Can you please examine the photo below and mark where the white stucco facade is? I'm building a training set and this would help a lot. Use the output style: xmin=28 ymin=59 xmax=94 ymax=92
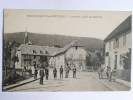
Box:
xmin=49 ymin=46 xmax=90 ymax=70
xmin=105 ymin=30 xmax=132 ymax=71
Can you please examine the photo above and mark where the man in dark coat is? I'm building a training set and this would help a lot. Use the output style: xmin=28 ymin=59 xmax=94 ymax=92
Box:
xmin=65 ymin=65 xmax=69 ymax=78
xmin=106 ymin=66 xmax=109 ymax=79
xmin=34 ymin=67 xmax=38 ymax=80
xmin=60 ymin=66 xmax=63 ymax=79
xmin=53 ymin=67 xmax=57 ymax=80
xmin=45 ymin=67 xmax=49 ymax=80
xmin=73 ymin=65 xmax=76 ymax=78
xmin=40 ymin=67 xmax=45 ymax=84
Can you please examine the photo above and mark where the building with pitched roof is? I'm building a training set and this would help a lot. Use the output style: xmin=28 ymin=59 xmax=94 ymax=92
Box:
xmin=49 ymin=40 xmax=91 ymax=70
xmin=15 ymin=31 xmax=61 ymax=68
xmin=16 ymin=44 xmax=61 ymax=68
xmin=104 ymin=15 xmax=132 ymax=71
xmin=15 ymin=30 xmax=90 ymax=71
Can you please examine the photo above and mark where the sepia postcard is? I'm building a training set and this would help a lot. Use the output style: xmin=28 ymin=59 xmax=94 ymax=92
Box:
xmin=3 ymin=9 xmax=132 ymax=92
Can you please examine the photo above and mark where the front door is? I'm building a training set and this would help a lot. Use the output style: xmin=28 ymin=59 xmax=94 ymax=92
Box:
xmin=114 ymin=55 xmax=117 ymax=70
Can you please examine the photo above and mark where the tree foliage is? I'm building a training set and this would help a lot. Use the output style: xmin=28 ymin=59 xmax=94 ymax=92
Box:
xmin=86 ymin=54 xmax=92 ymax=66
xmin=122 ymin=48 xmax=131 ymax=69
xmin=3 ymin=40 xmax=18 ymax=76
xmin=12 ymin=56 xmax=19 ymax=67
xmin=95 ymin=50 xmax=104 ymax=64
xmin=39 ymin=56 xmax=49 ymax=67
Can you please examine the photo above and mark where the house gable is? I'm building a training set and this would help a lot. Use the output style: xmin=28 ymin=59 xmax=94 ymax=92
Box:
xmin=54 ymin=39 xmax=90 ymax=56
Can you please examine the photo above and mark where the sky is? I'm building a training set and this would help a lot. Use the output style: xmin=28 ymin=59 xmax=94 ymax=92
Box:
xmin=4 ymin=9 xmax=131 ymax=40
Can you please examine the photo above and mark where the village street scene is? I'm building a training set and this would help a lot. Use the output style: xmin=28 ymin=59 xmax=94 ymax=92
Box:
xmin=3 ymin=10 xmax=131 ymax=92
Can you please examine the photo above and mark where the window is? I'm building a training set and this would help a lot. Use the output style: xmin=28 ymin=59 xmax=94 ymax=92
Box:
xmin=106 ymin=52 xmax=109 ymax=56
xmin=70 ymin=54 xmax=73 ymax=58
xmin=120 ymin=54 xmax=123 ymax=66
xmin=114 ymin=38 xmax=119 ymax=49
xmin=75 ymin=46 xmax=78 ymax=50
xmin=113 ymin=40 xmax=115 ymax=49
xmin=79 ymin=54 xmax=82 ymax=59
xmin=108 ymin=56 xmax=111 ymax=66
xmin=29 ymin=61 xmax=31 ymax=66
xmin=24 ymin=61 xmax=26 ymax=65
xmin=123 ymin=35 xmax=126 ymax=46
xmin=45 ymin=51 xmax=48 ymax=54
xmin=24 ymin=55 xmax=26 ymax=58
xmin=116 ymin=38 xmax=119 ymax=48
xmin=33 ymin=50 xmax=36 ymax=53
xmin=34 ymin=55 xmax=36 ymax=59
xmin=109 ymin=42 xmax=111 ymax=51
xmin=40 ymin=51 xmax=43 ymax=54
xmin=58 ymin=56 xmax=60 ymax=60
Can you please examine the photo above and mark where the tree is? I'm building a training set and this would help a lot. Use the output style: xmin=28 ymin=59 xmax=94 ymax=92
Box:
xmin=3 ymin=40 xmax=17 ymax=76
xmin=92 ymin=57 xmax=101 ymax=70
xmin=95 ymin=50 xmax=104 ymax=64
xmin=122 ymin=48 xmax=131 ymax=69
xmin=12 ymin=56 xmax=19 ymax=68
xmin=39 ymin=56 xmax=49 ymax=68
xmin=86 ymin=54 xmax=91 ymax=66
xmin=3 ymin=42 xmax=11 ymax=76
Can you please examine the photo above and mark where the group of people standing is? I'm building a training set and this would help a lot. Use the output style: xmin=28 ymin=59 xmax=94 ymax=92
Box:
xmin=54 ymin=65 xmax=77 ymax=80
xmin=97 ymin=65 xmax=112 ymax=81
xmin=33 ymin=66 xmax=49 ymax=85
xmin=33 ymin=65 xmax=77 ymax=85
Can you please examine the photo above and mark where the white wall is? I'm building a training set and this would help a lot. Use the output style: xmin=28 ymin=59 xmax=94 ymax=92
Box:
xmin=15 ymin=51 xmax=22 ymax=68
xmin=65 ymin=47 xmax=87 ymax=59
xmin=65 ymin=46 xmax=89 ymax=70
xmin=105 ymin=31 xmax=132 ymax=70
xmin=55 ymin=54 xmax=65 ymax=70
xmin=54 ymin=46 xmax=89 ymax=70
xmin=49 ymin=56 xmax=56 ymax=67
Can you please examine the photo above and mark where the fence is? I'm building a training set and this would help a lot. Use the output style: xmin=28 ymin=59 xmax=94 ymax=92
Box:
xmin=116 ymin=69 xmax=131 ymax=82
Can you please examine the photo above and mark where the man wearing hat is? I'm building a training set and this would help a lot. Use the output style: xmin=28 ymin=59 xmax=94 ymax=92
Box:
xmin=60 ymin=66 xmax=63 ymax=79
xmin=39 ymin=67 xmax=45 ymax=84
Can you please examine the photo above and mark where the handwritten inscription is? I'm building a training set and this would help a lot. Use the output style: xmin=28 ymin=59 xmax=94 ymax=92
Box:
xmin=27 ymin=15 xmax=102 ymax=18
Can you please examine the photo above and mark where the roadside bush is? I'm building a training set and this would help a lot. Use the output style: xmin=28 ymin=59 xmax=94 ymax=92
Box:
xmin=3 ymin=70 xmax=25 ymax=86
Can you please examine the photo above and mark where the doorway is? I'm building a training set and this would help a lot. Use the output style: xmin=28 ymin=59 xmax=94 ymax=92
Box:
xmin=114 ymin=55 xmax=117 ymax=70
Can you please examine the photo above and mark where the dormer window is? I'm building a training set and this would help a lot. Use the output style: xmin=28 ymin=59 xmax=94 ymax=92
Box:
xmin=45 ymin=51 xmax=48 ymax=54
xmin=40 ymin=51 xmax=43 ymax=54
xmin=33 ymin=50 xmax=36 ymax=53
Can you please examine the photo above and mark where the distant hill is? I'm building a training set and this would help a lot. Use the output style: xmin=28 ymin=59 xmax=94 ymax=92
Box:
xmin=4 ymin=32 xmax=104 ymax=52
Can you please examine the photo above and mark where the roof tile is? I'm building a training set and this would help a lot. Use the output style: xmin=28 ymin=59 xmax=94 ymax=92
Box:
xmin=104 ymin=15 xmax=132 ymax=42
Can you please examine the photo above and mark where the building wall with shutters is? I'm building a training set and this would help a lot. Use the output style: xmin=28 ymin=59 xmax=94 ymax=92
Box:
xmin=105 ymin=30 xmax=131 ymax=71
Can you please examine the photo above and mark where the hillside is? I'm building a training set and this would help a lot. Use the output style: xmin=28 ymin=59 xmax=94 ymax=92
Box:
xmin=4 ymin=32 xmax=104 ymax=52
